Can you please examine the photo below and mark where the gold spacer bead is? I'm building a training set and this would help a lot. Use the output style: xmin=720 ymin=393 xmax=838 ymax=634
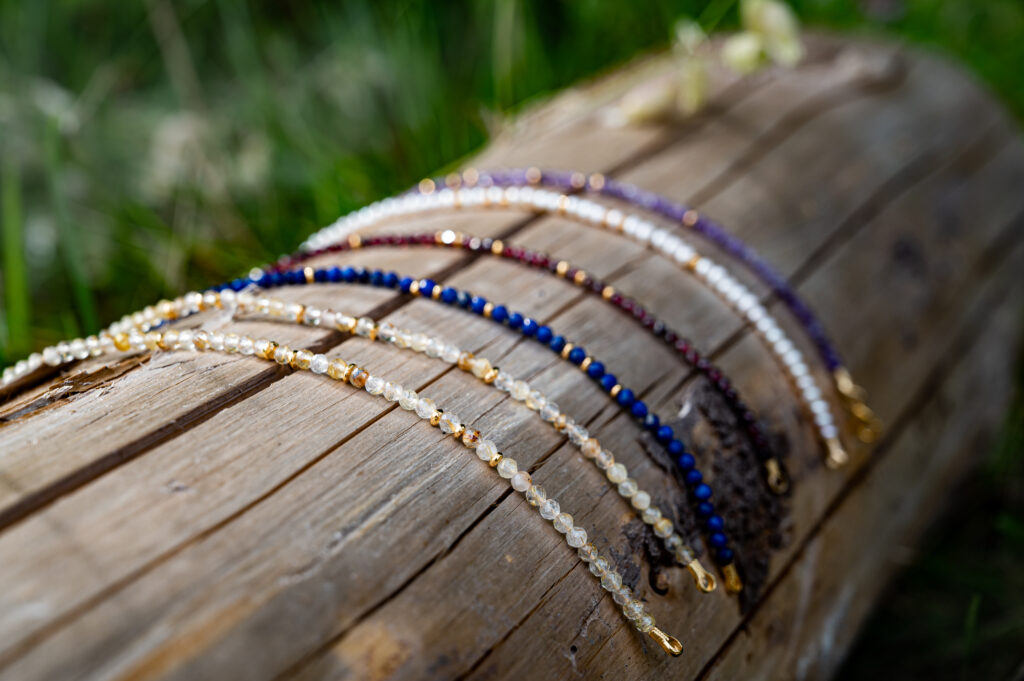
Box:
xmin=452 ymin=423 xmax=466 ymax=439
xmin=610 ymin=384 xmax=622 ymax=398
xmin=418 ymin=178 xmax=436 ymax=194
xmin=342 ymin=363 xmax=356 ymax=383
xmin=555 ymin=261 xmax=570 ymax=277
xmin=686 ymin=255 xmax=701 ymax=271
xmin=491 ymin=239 xmax=504 ymax=256
xmin=560 ymin=343 xmax=575 ymax=359
xmin=580 ymin=357 xmax=592 ymax=371
xmin=409 ymin=280 xmax=420 ymax=295
xmin=113 ymin=333 xmax=132 ymax=352
xmin=682 ymin=210 xmax=699 ymax=227
xmin=482 ymin=302 xmax=494 ymax=318
xmin=457 ymin=351 xmax=475 ymax=371
xmin=430 ymin=285 xmax=442 ymax=300
xmin=295 ymin=305 xmax=306 ymax=325
xmin=430 ymin=409 xmax=443 ymax=427
xmin=483 ymin=367 xmax=500 ymax=384
xmin=488 ymin=453 xmax=503 ymax=467
xmin=572 ymin=270 xmax=587 ymax=286
xmin=303 ymin=267 xmax=315 ymax=284
xmin=722 ymin=563 xmax=743 ymax=594
xmin=557 ymin=195 xmax=569 ymax=214
xmin=348 ymin=233 xmax=362 ymax=249
xmin=602 ymin=285 xmax=615 ymax=300
xmin=525 ymin=167 xmax=541 ymax=184
xmin=260 ymin=341 xmax=278 ymax=360
xmin=434 ymin=231 xmax=445 ymax=245
xmin=554 ymin=414 xmax=568 ymax=431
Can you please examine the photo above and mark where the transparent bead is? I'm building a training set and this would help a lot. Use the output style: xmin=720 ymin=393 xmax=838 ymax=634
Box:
xmin=471 ymin=358 xmax=492 ymax=378
xmin=377 ymin=322 xmax=398 ymax=342
xmin=399 ymin=389 xmax=419 ymax=410
xmin=581 ymin=438 xmax=601 ymax=458
xmin=461 ymin=429 xmax=481 ymax=448
xmin=631 ymin=491 xmax=651 ymax=511
xmin=642 ymin=507 xmax=662 ymax=525
xmin=410 ymin=333 xmax=429 ymax=352
xmin=511 ymin=471 xmax=532 ymax=492
xmin=525 ymin=390 xmax=546 ymax=411
xmin=653 ymin=517 xmax=674 ymax=538
xmin=623 ymin=600 xmax=644 ymax=621
xmin=292 ymin=349 xmax=313 ymax=370
xmin=208 ymin=333 xmax=226 ymax=351
xmin=496 ymin=457 xmax=518 ymax=479
xmin=567 ymin=423 xmax=589 ymax=445
xmin=494 ymin=371 xmax=514 ymax=392
xmin=589 ymin=556 xmax=610 ymax=577
xmin=415 ymin=398 xmax=437 ymax=420
xmin=239 ymin=337 xmax=255 ymax=356
xmin=665 ymin=534 xmax=683 ymax=553
xmin=441 ymin=344 xmax=461 ymax=363
xmin=526 ymin=484 xmax=547 ymax=507
xmin=577 ymin=543 xmax=598 ymax=563
xmin=307 ymin=354 xmax=328 ymax=374
xmin=675 ymin=543 xmax=696 ymax=565
xmin=284 ymin=302 xmax=303 ymax=321
xmin=252 ymin=338 xmax=270 ymax=357
xmin=70 ymin=338 xmax=88 ymax=359
xmin=42 ymin=347 xmax=61 ymax=366
xmin=321 ymin=310 xmax=337 ymax=328
xmin=476 ymin=439 xmax=498 ymax=462
xmin=595 ymin=450 xmax=614 ymax=470
xmin=354 ymin=317 xmax=375 ymax=337
xmin=327 ymin=359 xmax=348 ymax=380
xmin=606 ymin=463 xmax=628 ymax=484
xmin=439 ymin=412 xmax=462 ymax=434
xmin=304 ymin=306 xmax=322 ymax=326
xmin=601 ymin=570 xmax=623 ymax=592
xmin=273 ymin=345 xmax=293 ymax=365
xmin=612 ymin=586 xmax=633 ymax=605
xmin=635 ymin=613 xmax=656 ymax=634
xmin=566 ymin=526 xmax=587 ymax=548
xmin=392 ymin=330 xmax=410 ymax=348
xmin=553 ymin=513 xmax=574 ymax=534
xmin=336 ymin=314 xmax=356 ymax=331
xmin=540 ymin=402 xmax=560 ymax=422
xmin=365 ymin=376 xmax=385 ymax=395
xmin=510 ymin=380 xmax=529 ymax=401
xmin=539 ymin=499 xmax=560 ymax=520
xmin=349 ymin=367 xmax=368 ymax=388
xmin=425 ymin=338 xmax=444 ymax=358
xmin=383 ymin=381 xmax=402 ymax=401
xmin=617 ymin=479 xmax=639 ymax=498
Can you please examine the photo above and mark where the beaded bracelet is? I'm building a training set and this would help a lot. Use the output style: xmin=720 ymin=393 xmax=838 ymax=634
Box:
xmin=297 ymin=183 xmax=857 ymax=467
xmin=219 ymin=267 xmax=746 ymax=592
xmin=268 ymin=229 xmax=788 ymax=494
xmin=67 ymin=324 xmax=685 ymax=656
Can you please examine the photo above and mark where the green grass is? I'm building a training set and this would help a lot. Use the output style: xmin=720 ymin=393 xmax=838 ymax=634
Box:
xmin=0 ymin=1 xmax=1021 ymax=677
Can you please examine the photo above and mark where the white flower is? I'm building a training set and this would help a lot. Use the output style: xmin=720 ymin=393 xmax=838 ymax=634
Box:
xmin=676 ymin=56 xmax=709 ymax=115
xmin=673 ymin=19 xmax=706 ymax=56
xmin=722 ymin=32 xmax=765 ymax=74
xmin=741 ymin=0 xmax=804 ymax=67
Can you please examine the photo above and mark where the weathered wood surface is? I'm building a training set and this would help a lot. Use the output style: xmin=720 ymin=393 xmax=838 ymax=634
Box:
xmin=1 ymin=33 xmax=1022 ymax=681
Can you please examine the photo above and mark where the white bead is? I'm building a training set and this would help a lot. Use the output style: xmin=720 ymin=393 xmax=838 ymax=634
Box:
xmin=606 ymin=463 xmax=628 ymax=484
xmin=310 ymin=354 xmax=329 ymax=374
xmin=365 ymin=376 xmax=385 ymax=395
xmin=399 ymin=389 xmax=418 ymax=410
xmin=653 ymin=517 xmax=674 ymax=538
xmin=539 ymin=499 xmax=560 ymax=520
xmin=511 ymin=471 xmax=532 ymax=492
xmin=496 ymin=457 xmax=518 ymax=479
xmin=476 ymin=439 xmax=498 ymax=462
xmin=617 ymin=479 xmax=638 ymax=498
xmin=631 ymin=491 xmax=651 ymax=511
xmin=42 ymin=347 xmax=61 ymax=366
xmin=642 ymin=507 xmax=662 ymax=524
xmin=383 ymin=381 xmax=402 ymax=401
xmin=355 ymin=317 xmax=375 ymax=337
xmin=415 ymin=398 xmax=437 ymax=420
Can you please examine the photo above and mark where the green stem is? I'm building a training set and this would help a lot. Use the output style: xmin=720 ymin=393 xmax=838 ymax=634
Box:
xmin=1 ymin=159 xmax=29 ymax=357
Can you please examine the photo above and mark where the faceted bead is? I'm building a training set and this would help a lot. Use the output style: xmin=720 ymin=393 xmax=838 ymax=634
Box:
xmin=642 ymin=507 xmax=662 ymax=524
xmin=251 ymin=338 xmax=270 ymax=357
xmin=539 ymin=499 xmax=560 ymax=520
xmin=581 ymin=438 xmax=601 ymax=458
xmin=510 ymin=380 xmax=529 ymax=401
xmin=470 ymin=358 xmax=492 ymax=378
xmin=354 ymin=317 xmax=375 ymax=337
xmin=606 ymin=463 xmax=628 ymax=484
xmin=635 ymin=613 xmax=656 ymax=634
xmin=617 ymin=479 xmax=639 ymax=498
xmin=553 ymin=513 xmax=574 ymax=533
xmin=494 ymin=371 xmax=514 ymax=392
xmin=349 ymin=368 xmax=368 ymax=388
xmin=42 ymin=346 xmax=62 ymax=366
xmin=415 ymin=398 xmax=438 ymax=420
xmin=496 ymin=457 xmax=518 ymax=479
xmin=631 ymin=491 xmax=651 ymax=511
xmin=675 ymin=542 xmax=696 ymax=565
xmin=566 ymin=527 xmax=588 ymax=548
xmin=273 ymin=345 xmax=294 ymax=365
xmin=612 ymin=586 xmax=633 ymax=605
xmin=601 ymin=570 xmax=623 ymax=591
xmin=410 ymin=334 xmax=429 ymax=352
xmin=589 ymin=556 xmax=610 ymax=577
xmin=665 ymin=534 xmax=683 ymax=552
xmin=623 ymin=600 xmax=644 ymax=621
xmin=425 ymin=338 xmax=443 ymax=358
xmin=567 ymin=423 xmax=589 ymax=445
xmin=382 ymin=378 xmax=401 ymax=401
xmin=577 ymin=542 xmax=598 ymax=563
xmin=476 ymin=439 xmax=498 ymax=462
xmin=239 ymin=337 xmax=255 ymax=355
xmin=595 ymin=450 xmax=614 ymax=470
xmin=365 ymin=376 xmax=385 ymax=395
xmin=511 ymin=471 xmax=532 ymax=492
xmin=540 ymin=402 xmax=560 ymax=422
xmin=377 ymin=322 xmax=398 ymax=341
xmin=461 ymin=429 xmax=481 ymax=447
xmin=441 ymin=344 xmax=461 ymax=363
xmin=526 ymin=484 xmax=547 ymax=507
xmin=439 ymin=412 xmax=462 ymax=434
xmin=292 ymin=349 xmax=313 ymax=370
xmin=399 ymin=389 xmax=419 ymax=410
xmin=525 ymin=390 xmax=545 ymax=411
xmin=653 ymin=517 xmax=674 ymax=538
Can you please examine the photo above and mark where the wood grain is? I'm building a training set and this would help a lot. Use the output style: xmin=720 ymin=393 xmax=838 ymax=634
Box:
xmin=0 ymin=33 xmax=1021 ymax=681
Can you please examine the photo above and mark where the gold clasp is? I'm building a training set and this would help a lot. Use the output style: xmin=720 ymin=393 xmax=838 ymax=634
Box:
xmin=648 ymin=627 xmax=684 ymax=656
xmin=687 ymin=559 xmax=716 ymax=593
xmin=722 ymin=563 xmax=743 ymax=594
xmin=765 ymin=458 xmax=789 ymax=494
xmin=833 ymin=368 xmax=884 ymax=444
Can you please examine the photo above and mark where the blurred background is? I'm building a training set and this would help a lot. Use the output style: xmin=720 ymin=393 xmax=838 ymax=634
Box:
xmin=0 ymin=1 xmax=1020 ymax=677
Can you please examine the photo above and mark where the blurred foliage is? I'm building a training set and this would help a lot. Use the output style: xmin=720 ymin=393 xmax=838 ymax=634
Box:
xmin=0 ymin=1 xmax=1021 ymax=676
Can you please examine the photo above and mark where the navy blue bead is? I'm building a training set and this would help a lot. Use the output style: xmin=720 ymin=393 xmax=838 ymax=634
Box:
xmin=685 ymin=469 xmax=703 ymax=487
xmin=356 ymin=267 xmax=370 ymax=283
xmin=492 ymin=305 xmax=508 ymax=323
xmin=382 ymin=272 xmax=399 ymax=288
xmin=470 ymin=296 xmax=487 ymax=314
xmin=667 ymin=439 xmax=684 ymax=456
xmin=713 ymin=547 xmax=735 ymax=565
xmin=420 ymin=278 xmax=437 ymax=297
xmin=616 ymin=388 xmax=635 ymax=407
xmin=631 ymin=401 xmax=648 ymax=419
xmin=694 ymin=483 xmax=712 ymax=501
xmin=536 ymin=326 xmax=553 ymax=343
xmin=586 ymin=361 xmax=605 ymax=379
xmin=508 ymin=312 xmax=524 ymax=329
xmin=643 ymin=412 xmax=660 ymax=431
xmin=270 ymin=272 xmax=284 ymax=286
xmin=549 ymin=335 xmax=566 ymax=353
xmin=706 ymin=515 xmax=725 ymax=532
xmin=457 ymin=291 xmax=472 ymax=308
xmin=286 ymin=270 xmax=303 ymax=284
xmin=600 ymin=373 xmax=617 ymax=392
xmin=231 ymin=278 xmax=246 ymax=291
xmin=369 ymin=269 xmax=384 ymax=286
xmin=257 ymin=274 xmax=272 ymax=287
xmin=521 ymin=318 xmax=539 ymax=337
xmin=440 ymin=287 xmax=458 ymax=304
xmin=677 ymin=453 xmax=695 ymax=471
xmin=696 ymin=501 xmax=714 ymax=517
xmin=314 ymin=268 xmax=327 ymax=282
xmin=656 ymin=425 xmax=673 ymax=444
xmin=568 ymin=347 xmax=586 ymax=365
xmin=399 ymin=276 xmax=415 ymax=293
xmin=342 ymin=266 xmax=358 ymax=283
xmin=326 ymin=266 xmax=343 ymax=283
xmin=709 ymin=532 xmax=728 ymax=549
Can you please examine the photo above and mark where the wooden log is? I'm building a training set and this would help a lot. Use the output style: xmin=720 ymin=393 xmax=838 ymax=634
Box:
xmin=0 ymin=33 xmax=1022 ymax=681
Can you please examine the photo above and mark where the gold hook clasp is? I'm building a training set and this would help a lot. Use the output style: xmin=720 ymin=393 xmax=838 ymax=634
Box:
xmin=649 ymin=627 xmax=684 ymax=656
xmin=687 ymin=559 xmax=717 ymax=593
xmin=765 ymin=458 xmax=789 ymax=494
xmin=722 ymin=563 xmax=743 ymax=594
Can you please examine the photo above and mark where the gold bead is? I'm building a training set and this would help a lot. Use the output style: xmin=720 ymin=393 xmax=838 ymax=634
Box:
xmin=431 ymin=285 xmax=441 ymax=300
xmin=409 ymin=280 xmax=420 ymax=295
xmin=572 ymin=270 xmax=587 ymax=285
xmin=418 ymin=178 xmax=436 ymax=194
xmin=491 ymin=239 xmax=504 ymax=256
xmin=488 ymin=452 xmax=503 ymax=467
xmin=483 ymin=367 xmax=500 ymax=384
xmin=348 ymin=234 xmax=362 ymax=249
xmin=555 ymin=261 xmax=570 ymax=277
xmin=260 ymin=341 xmax=278 ymax=360
xmin=343 ymin=363 xmax=358 ymax=384
xmin=452 ymin=424 xmax=466 ymax=439
xmin=457 ymin=351 xmax=475 ymax=371
xmin=430 ymin=409 xmax=443 ymax=427
xmin=580 ymin=357 xmax=592 ymax=371
xmin=113 ymin=333 xmax=131 ymax=352
xmin=557 ymin=195 xmax=569 ymax=214
xmin=303 ymin=267 xmax=315 ymax=284
xmin=462 ymin=429 xmax=482 ymax=448
xmin=560 ymin=343 xmax=574 ymax=359
xmin=554 ymin=414 xmax=568 ymax=431
xmin=610 ymin=384 xmax=622 ymax=398
xmin=686 ymin=255 xmax=701 ymax=271
xmin=602 ymin=285 xmax=615 ymax=300
xmin=482 ymin=302 xmax=494 ymax=318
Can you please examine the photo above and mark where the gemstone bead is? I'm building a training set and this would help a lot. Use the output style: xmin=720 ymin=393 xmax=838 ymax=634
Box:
xmin=461 ymin=429 xmax=481 ymax=447
xmin=594 ymin=450 xmax=614 ymax=470
xmin=566 ymin=527 xmax=588 ymax=548
xmin=310 ymin=354 xmax=329 ymax=374
xmin=623 ymin=600 xmax=644 ymax=621
xmin=540 ymin=402 xmax=560 ymax=422
xmin=439 ymin=412 xmax=462 ymax=434
xmin=581 ymin=438 xmax=600 ymax=458
xmin=539 ymin=499 xmax=560 ymax=520
xmin=553 ymin=512 xmax=574 ymax=533
xmin=601 ymin=571 xmax=623 ymax=591
xmin=399 ymin=388 xmax=418 ymax=410
xmin=612 ymin=586 xmax=632 ymax=605
xmin=526 ymin=484 xmax=547 ymax=507
xmin=617 ymin=479 xmax=638 ymax=498
xmin=349 ymin=367 xmax=368 ymax=388
xmin=631 ymin=491 xmax=651 ymax=511
xmin=511 ymin=471 xmax=532 ymax=492
xmin=365 ymin=376 xmax=385 ymax=395
xmin=415 ymin=397 xmax=437 ymax=419
xmin=589 ymin=556 xmax=610 ymax=577
xmin=653 ymin=517 xmax=673 ymax=538
xmin=577 ymin=543 xmax=598 ymax=563
xmin=496 ymin=457 xmax=518 ymax=479
xmin=327 ymin=359 xmax=348 ymax=380
xmin=476 ymin=439 xmax=498 ymax=462
xmin=510 ymin=380 xmax=529 ymax=401
xmin=642 ymin=507 xmax=662 ymax=524
xmin=635 ymin=613 xmax=656 ymax=634
xmin=273 ymin=345 xmax=293 ymax=365
xmin=606 ymin=463 xmax=628 ymax=484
